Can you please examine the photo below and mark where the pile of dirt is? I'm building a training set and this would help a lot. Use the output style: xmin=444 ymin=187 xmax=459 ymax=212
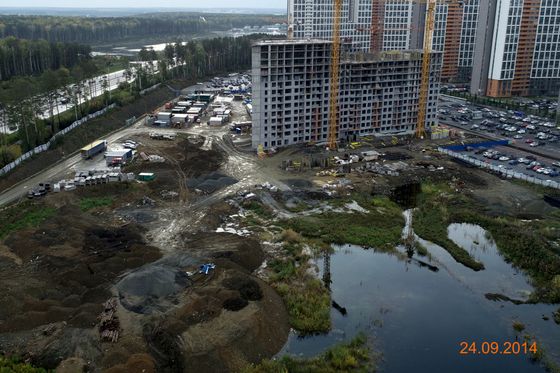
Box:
xmin=130 ymin=232 xmax=289 ymax=372
xmin=183 ymin=233 xmax=265 ymax=272
xmin=0 ymin=204 xmax=161 ymax=368
xmin=186 ymin=171 xmax=238 ymax=194
xmin=143 ymin=267 xmax=289 ymax=373
xmin=117 ymin=265 xmax=191 ymax=314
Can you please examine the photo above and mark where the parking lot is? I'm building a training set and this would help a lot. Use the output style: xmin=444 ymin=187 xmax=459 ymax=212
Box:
xmin=454 ymin=145 xmax=560 ymax=182
xmin=438 ymin=96 xmax=560 ymax=159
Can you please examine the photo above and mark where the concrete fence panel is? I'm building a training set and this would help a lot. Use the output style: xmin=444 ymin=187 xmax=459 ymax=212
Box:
xmin=0 ymin=104 xmax=117 ymax=177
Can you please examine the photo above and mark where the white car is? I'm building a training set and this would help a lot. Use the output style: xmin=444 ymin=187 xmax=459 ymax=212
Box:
xmin=499 ymin=156 xmax=510 ymax=162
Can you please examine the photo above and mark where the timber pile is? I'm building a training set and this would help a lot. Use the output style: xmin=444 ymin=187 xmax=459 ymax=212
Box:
xmin=99 ymin=298 xmax=120 ymax=343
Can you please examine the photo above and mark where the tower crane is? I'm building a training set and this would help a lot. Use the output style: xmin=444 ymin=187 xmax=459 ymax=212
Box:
xmin=416 ymin=0 xmax=437 ymax=139
xmin=418 ymin=0 xmax=463 ymax=138
xmin=327 ymin=0 xmax=343 ymax=150
xmin=329 ymin=0 xmax=462 ymax=144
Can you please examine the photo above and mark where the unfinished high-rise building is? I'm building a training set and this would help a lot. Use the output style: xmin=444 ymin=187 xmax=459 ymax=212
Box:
xmin=251 ymin=39 xmax=442 ymax=149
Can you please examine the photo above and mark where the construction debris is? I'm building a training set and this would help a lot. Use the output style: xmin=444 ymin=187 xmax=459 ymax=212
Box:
xmin=148 ymin=155 xmax=166 ymax=163
xmin=99 ymin=298 xmax=120 ymax=343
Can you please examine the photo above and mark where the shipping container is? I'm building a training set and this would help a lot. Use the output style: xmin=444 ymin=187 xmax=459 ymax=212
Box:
xmin=138 ymin=173 xmax=156 ymax=181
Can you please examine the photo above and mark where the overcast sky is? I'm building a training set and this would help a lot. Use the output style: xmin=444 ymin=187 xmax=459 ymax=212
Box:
xmin=5 ymin=0 xmax=286 ymax=9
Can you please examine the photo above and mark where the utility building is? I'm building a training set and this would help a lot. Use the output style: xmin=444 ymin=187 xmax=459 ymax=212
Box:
xmin=251 ymin=39 xmax=442 ymax=150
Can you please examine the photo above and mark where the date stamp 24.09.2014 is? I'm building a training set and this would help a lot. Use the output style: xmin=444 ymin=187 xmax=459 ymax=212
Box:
xmin=459 ymin=341 xmax=538 ymax=356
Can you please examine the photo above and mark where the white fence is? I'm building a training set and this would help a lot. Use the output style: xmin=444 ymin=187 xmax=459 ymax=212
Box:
xmin=0 ymin=104 xmax=117 ymax=177
xmin=438 ymin=147 xmax=560 ymax=190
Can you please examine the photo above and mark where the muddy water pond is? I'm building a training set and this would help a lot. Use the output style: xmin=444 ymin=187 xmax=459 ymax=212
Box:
xmin=280 ymin=222 xmax=559 ymax=372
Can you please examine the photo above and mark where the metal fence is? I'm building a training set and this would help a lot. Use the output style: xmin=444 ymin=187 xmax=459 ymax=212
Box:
xmin=438 ymin=147 xmax=560 ymax=190
xmin=443 ymin=140 xmax=510 ymax=152
xmin=0 ymin=104 xmax=117 ymax=177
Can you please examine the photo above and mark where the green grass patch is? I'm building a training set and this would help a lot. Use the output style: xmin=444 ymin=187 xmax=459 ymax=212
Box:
xmin=0 ymin=356 xmax=52 ymax=372
xmin=266 ymin=232 xmax=331 ymax=334
xmin=79 ymin=197 xmax=114 ymax=211
xmin=269 ymin=259 xmax=297 ymax=282
xmin=243 ymin=333 xmax=374 ymax=373
xmin=413 ymin=197 xmax=485 ymax=271
xmin=276 ymin=278 xmax=331 ymax=334
xmin=286 ymin=201 xmax=311 ymax=213
xmin=0 ymin=203 xmax=56 ymax=239
xmin=282 ymin=198 xmax=404 ymax=251
xmin=244 ymin=200 xmax=274 ymax=220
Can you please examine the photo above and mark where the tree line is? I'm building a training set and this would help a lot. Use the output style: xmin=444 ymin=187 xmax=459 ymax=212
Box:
xmin=0 ymin=13 xmax=285 ymax=44
xmin=157 ymin=35 xmax=262 ymax=81
xmin=0 ymin=37 xmax=91 ymax=81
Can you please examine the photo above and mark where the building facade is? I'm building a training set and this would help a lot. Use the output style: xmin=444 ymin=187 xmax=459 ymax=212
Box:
xmin=287 ymin=0 xmax=373 ymax=51
xmin=251 ymin=39 xmax=442 ymax=149
xmin=472 ymin=0 xmax=560 ymax=97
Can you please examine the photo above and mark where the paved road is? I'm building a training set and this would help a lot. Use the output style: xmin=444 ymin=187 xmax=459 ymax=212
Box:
xmin=0 ymin=116 xmax=287 ymax=208
xmin=0 ymin=121 xmax=149 ymax=207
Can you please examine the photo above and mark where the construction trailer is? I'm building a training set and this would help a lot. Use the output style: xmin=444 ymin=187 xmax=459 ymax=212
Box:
xmin=105 ymin=149 xmax=133 ymax=166
xmin=171 ymin=114 xmax=189 ymax=125
xmin=187 ymin=107 xmax=203 ymax=116
xmin=172 ymin=106 xmax=187 ymax=113
xmin=188 ymin=93 xmax=213 ymax=103
xmin=209 ymin=116 xmax=225 ymax=126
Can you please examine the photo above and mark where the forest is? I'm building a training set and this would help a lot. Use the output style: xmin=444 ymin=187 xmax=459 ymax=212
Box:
xmin=0 ymin=13 xmax=285 ymax=44
xmin=0 ymin=37 xmax=91 ymax=81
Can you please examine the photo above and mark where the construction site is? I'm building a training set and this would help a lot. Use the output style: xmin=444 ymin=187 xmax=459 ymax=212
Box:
xmin=0 ymin=1 xmax=559 ymax=373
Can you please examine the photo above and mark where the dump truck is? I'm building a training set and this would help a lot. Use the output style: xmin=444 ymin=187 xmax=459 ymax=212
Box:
xmin=81 ymin=140 xmax=107 ymax=159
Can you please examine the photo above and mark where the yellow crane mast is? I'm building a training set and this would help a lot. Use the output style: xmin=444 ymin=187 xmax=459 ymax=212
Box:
xmin=327 ymin=0 xmax=343 ymax=150
xmin=416 ymin=0 xmax=437 ymax=139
